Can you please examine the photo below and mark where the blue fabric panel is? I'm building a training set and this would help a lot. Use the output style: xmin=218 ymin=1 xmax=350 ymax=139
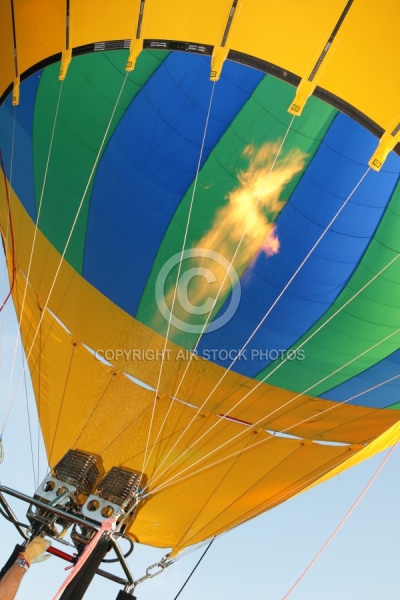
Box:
xmin=321 ymin=349 xmax=400 ymax=408
xmin=0 ymin=73 xmax=41 ymax=220
xmin=197 ymin=114 xmax=400 ymax=376
xmin=83 ymin=53 xmax=264 ymax=315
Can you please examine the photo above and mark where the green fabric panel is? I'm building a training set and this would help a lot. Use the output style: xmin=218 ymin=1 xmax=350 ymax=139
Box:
xmin=136 ymin=75 xmax=336 ymax=348
xmin=33 ymin=49 xmax=168 ymax=272
xmin=256 ymin=180 xmax=400 ymax=396
xmin=388 ymin=401 xmax=400 ymax=410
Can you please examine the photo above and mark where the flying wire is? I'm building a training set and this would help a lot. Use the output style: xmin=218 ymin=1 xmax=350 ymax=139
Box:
xmin=170 ymin=441 xmax=303 ymax=553
xmin=147 ymin=315 xmax=400 ymax=497
xmin=144 ymin=166 xmax=371 ymax=490
xmin=3 ymin=80 xmax=64 ymax=433
xmin=116 ymin=324 xmax=400 ymax=503
xmin=172 ymin=538 xmax=215 ymax=600
xmin=281 ymin=440 xmax=400 ymax=599
xmin=146 ymin=113 xmax=296 ymax=484
xmin=170 ymin=114 xmax=296 ymax=402
xmin=141 ymin=81 xmax=216 ymax=475
xmin=108 ymin=212 xmax=400 ymax=518
xmin=176 ymin=431 xmax=399 ymax=559
xmin=145 ymin=283 xmax=400 ymax=496
xmin=1 ymin=71 xmax=129 ymax=436
xmin=0 ymin=150 xmax=16 ymax=316
xmin=13 ymin=284 xmax=37 ymax=488
xmin=0 ymin=107 xmax=16 ymax=377
xmin=71 ymin=369 xmax=116 ymax=448
xmin=171 ymin=430 xmax=258 ymax=553
xmin=47 ymin=342 xmax=76 ymax=466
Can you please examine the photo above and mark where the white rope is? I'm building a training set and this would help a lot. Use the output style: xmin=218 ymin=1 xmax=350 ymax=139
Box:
xmin=147 ymin=320 xmax=400 ymax=495
xmin=344 ymin=372 xmax=400 ymax=404
xmin=0 ymin=106 xmax=16 ymax=379
xmin=160 ymin=440 xmax=353 ymax=554
xmin=0 ymin=105 xmax=38 ymax=485
xmin=2 ymin=80 xmax=64 ymax=432
xmin=146 ymin=115 xmax=297 ymax=484
xmin=144 ymin=166 xmax=371 ymax=489
xmin=172 ymin=115 xmax=296 ymax=402
xmin=241 ymin=249 xmax=400 ymax=419
xmin=1 ymin=73 xmax=129 ymax=435
xmin=0 ymin=107 xmax=16 ymax=392
xmin=170 ymin=430 xmax=258 ymax=553
xmin=21 ymin=341 xmax=37 ymax=488
xmin=9 ymin=106 xmax=16 ymax=188
xmin=0 ymin=257 xmax=8 ymax=379
xmin=179 ymin=436 xmax=400 ymax=553
xmin=170 ymin=443 xmax=328 ymax=551
xmin=141 ymin=82 xmax=216 ymax=474
xmin=147 ymin=416 xmax=348 ymax=497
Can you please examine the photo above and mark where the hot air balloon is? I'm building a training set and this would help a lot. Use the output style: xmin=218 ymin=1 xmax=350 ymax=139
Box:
xmin=0 ymin=0 xmax=399 ymax=598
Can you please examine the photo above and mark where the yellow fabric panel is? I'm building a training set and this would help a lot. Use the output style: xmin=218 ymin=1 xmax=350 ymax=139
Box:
xmin=69 ymin=0 xmax=140 ymax=48
xmin=163 ymin=440 xmax=357 ymax=554
xmin=10 ymin=269 xmax=362 ymax=550
xmin=209 ymin=388 xmax=398 ymax=445
xmin=316 ymin=0 xmax=400 ymax=132
xmin=1 ymin=1 xmax=400 ymax=134
xmin=0 ymin=1 xmax=15 ymax=95
xmin=229 ymin=0 xmax=348 ymax=77
xmin=304 ymin=420 xmax=400 ymax=499
xmin=143 ymin=0 xmax=233 ymax=47
xmin=1 ymin=185 xmax=399 ymax=449
xmin=5 ymin=195 xmax=399 ymax=551
xmin=13 ymin=0 xmax=65 ymax=76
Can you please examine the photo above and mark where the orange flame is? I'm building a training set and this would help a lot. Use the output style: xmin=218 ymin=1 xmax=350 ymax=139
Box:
xmin=199 ymin=142 xmax=307 ymax=260
xmin=160 ymin=141 xmax=307 ymax=334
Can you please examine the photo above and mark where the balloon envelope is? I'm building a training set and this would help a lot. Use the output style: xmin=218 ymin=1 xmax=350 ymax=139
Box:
xmin=0 ymin=1 xmax=399 ymax=555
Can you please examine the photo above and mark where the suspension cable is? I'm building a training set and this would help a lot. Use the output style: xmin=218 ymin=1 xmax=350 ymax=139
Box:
xmin=281 ymin=440 xmax=400 ymax=599
xmin=173 ymin=538 xmax=215 ymax=600
xmin=3 ymin=80 xmax=64 ymax=431
xmin=171 ymin=431 xmax=258 ymax=552
xmin=141 ymin=82 xmax=216 ymax=475
xmin=112 ymin=307 xmax=400 ymax=502
xmin=0 ymin=149 xmax=16 ymax=314
xmin=172 ymin=432 xmax=398 ymax=556
xmin=144 ymin=167 xmax=371 ymax=490
xmin=1 ymin=72 xmax=129 ymax=436
xmin=72 ymin=370 xmax=116 ymax=448
xmin=174 ymin=115 xmax=295 ymax=386
xmin=146 ymin=308 xmax=400 ymax=496
xmin=147 ymin=114 xmax=296 ymax=483
xmin=14 ymin=284 xmax=38 ymax=488
xmin=148 ymin=320 xmax=400 ymax=496
xmin=170 ymin=443 xmax=303 ymax=553
xmin=47 ymin=341 xmax=76 ymax=465
xmin=0 ymin=107 xmax=16 ymax=375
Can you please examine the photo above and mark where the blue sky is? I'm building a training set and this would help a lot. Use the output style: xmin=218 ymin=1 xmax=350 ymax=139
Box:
xmin=0 ymin=263 xmax=399 ymax=600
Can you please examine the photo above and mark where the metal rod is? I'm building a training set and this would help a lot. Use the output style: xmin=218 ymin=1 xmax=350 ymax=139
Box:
xmin=110 ymin=535 xmax=135 ymax=586
xmin=96 ymin=568 xmax=129 ymax=586
xmin=47 ymin=547 xmax=129 ymax=586
xmin=0 ymin=491 xmax=29 ymax=540
xmin=0 ymin=485 xmax=136 ymax=588
xmin=0 ymin=485 xmax=100 ymax=531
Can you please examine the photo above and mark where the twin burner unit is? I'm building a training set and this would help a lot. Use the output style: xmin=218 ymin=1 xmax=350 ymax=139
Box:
xmin=0 ymin=450 xmax=161 ymax=595
xmin=28 ymin=449 xmax=146 ymax=543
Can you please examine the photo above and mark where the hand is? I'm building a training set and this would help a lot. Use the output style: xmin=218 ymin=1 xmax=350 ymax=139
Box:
xmin=22 ymin=537 xmax=51 ymax=565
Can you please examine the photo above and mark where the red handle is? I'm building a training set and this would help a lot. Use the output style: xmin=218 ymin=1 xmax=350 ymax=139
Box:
xmin=48 ymin=546 xmax=75 ymax=563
